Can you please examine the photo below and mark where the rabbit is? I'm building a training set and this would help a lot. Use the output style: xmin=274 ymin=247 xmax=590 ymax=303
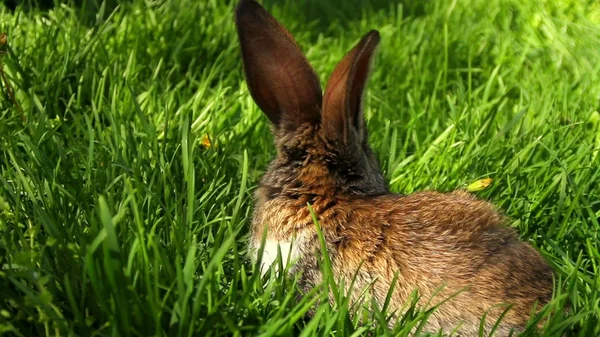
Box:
xmin=234 ymin=0 xmax=555 ymax=335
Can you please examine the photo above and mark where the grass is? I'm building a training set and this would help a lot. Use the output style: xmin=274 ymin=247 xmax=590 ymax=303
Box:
xmin=1 ymin=0 xmax=600 ymax=335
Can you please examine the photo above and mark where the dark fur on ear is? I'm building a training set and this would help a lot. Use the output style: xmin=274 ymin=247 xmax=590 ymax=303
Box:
xmin=235 ymin=0 xmax=322 ymax=133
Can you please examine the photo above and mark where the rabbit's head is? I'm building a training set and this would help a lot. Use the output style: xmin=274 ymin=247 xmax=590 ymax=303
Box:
xmin=235 ymin=0 xmax=388 ymax=199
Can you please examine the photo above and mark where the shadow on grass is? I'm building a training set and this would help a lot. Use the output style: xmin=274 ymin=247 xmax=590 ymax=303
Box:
xmin=2 ymin=0 xmax=120 ymax=24
xmin=3 ymin=0 xmax=427 ymax=32
xmin=261 ymin=0 xmax=426 ymax=29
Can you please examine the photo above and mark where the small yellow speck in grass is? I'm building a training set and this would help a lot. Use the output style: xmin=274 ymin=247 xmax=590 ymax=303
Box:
xmin=200 ymin=134 xmax=215 ymax=148
xmin=0 ymin=33 xmax=6 ymax=53
xmin=467 ymin=178 xmax=493 ymax=192
xmin=588 ymin=111 xmax=600 ymax=126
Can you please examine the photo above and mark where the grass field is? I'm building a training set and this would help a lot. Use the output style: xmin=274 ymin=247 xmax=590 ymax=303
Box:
xmin=1 ymin=0 xmax=600 ymax=336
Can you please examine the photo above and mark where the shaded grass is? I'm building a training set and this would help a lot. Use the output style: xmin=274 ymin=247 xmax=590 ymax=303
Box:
xmin=0 ymin=0 xmax=599 ymax=335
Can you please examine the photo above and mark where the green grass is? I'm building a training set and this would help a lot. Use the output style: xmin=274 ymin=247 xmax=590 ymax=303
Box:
xmin=1 ymin=0 xmax=600 ymax=335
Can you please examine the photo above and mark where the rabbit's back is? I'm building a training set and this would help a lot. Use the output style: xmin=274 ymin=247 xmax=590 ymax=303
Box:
xmin=343 ymin=191 xmax=552 ymax=330
xmin=251 ymin=189 xmax=553 ymax=333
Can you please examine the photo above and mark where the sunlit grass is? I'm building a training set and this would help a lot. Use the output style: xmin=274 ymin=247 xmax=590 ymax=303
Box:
xmin=0 ymin=0 xmax=599 ymax=336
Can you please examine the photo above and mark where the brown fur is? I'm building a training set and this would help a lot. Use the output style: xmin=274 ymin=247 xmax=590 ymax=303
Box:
xmin=235 ymin=1 xmax=554 ymax=335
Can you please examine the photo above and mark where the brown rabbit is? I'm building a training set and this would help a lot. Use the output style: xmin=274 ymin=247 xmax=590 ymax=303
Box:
xmin=235 ymin=0 xmax=554 ymax=335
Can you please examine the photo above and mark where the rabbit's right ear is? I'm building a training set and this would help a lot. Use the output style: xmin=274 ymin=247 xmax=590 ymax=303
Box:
xmin=322 ymin=31 xmax=380 ymax=145
xmin=235 ymin=0 xmax=322 ymax=132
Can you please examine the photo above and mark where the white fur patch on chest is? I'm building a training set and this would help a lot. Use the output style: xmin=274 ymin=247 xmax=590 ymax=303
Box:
xmin=258 ymin=239 xmax=296 ymax=276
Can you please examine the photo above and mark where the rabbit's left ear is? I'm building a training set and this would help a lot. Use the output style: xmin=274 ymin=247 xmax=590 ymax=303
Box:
xmin=322 ymin=31 xmax=380 ymax=145
xmin=235 ymin=0 xmax=322 ymax=133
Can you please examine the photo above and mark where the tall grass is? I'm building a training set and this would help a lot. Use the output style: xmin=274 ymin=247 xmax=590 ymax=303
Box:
xmin=0 ymin=0 xmax=599 ymax=335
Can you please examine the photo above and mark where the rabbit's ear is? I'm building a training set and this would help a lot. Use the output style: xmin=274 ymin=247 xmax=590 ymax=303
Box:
xmin=322 ymin=31 xmax=380 ymax=145
xmin=235 ymin=0 xmax=322 ymax=132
